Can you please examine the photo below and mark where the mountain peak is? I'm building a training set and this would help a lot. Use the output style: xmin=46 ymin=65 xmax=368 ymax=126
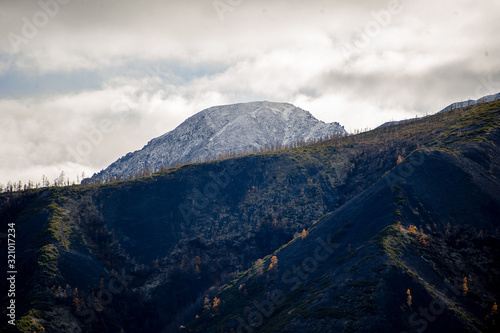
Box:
xmin=89 ymin=102 xmax=346 ymax=183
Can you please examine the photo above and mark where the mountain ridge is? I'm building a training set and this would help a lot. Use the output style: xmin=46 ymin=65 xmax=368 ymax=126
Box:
xmin=378 ymin=92 xmax=500 ymax=128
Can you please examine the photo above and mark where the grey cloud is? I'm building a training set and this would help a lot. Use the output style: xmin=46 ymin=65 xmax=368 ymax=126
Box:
xmin=0 ymin=0 xmax=499 ymax=185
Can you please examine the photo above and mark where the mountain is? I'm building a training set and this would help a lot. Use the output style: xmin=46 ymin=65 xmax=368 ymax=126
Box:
xmin=378 ymin=92 xmax=500 ymax=128
xmin=89 ymin=101 xmax=346 ymax=183
xmin=438 ymin=92 xmax=500 ymax=113
xmin=1 ymin=98 xmax=500 ymax=333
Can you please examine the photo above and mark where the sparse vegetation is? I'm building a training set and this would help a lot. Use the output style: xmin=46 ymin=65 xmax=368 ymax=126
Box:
xmin=2 ymin=99 xmax=500 ymax=332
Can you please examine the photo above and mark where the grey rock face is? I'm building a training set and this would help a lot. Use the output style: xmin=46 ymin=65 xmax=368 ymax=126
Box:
xmin=90 ymin=101 xmax=346 ymax=182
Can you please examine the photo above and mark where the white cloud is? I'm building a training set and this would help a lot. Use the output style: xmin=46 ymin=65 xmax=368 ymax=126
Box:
xmin=0 ymin=0 xmax=499 ymax=185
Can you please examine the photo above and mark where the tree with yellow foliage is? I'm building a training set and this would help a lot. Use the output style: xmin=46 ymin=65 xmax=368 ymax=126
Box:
xmin=406 ymin=289 xmax=412 ymax=307
xmin=73 ymin=297 xmax=82 ymax=312
xmin=269 ymin=255 xmax=278 ymax=271
xmin=271 ymin=255 xmax=278 ymax=267
xmin=213 ymin=297 xmax=221 ymax=309
xmin=417 ymin=234 xmax=428 ymax=246
xmin=301 ymin=228 xmax=307 ymax=239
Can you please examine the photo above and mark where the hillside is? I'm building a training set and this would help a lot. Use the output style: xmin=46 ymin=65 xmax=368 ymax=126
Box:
xmin=1 ymin=99 xmax=500 ymax=333
xmin=191 ymin=127 xmax=500 ymax=332
xmin=89 ymin=101 xmax=346 ymax=183
xmin=378 ymin=92 xmax=500 ymax=128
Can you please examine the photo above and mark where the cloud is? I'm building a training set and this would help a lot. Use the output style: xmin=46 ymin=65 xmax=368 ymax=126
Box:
xmin=0 ymin=0 xmax=499 ymax=186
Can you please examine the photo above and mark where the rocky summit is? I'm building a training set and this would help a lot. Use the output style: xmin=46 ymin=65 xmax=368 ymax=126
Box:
xmin=89 ymin=101 xmax=346 ymax=183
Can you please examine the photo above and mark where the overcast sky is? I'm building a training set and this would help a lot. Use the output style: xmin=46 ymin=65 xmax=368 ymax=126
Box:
xmin=1 ymin=0 xmax=499 ymax=186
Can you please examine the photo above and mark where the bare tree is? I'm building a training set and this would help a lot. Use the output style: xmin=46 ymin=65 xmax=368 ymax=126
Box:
xmin=56 ymin=171 xmax=65 ymax=187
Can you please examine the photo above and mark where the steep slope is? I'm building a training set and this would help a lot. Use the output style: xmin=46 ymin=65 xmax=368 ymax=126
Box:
xmin=1 ymin=99 xmax=499 ymax=333
xmin=89 ymin=101 xmax=346 ymax=183
xmin=190 ymin=113 xmax=500 ymax=332
xmin=1 ymin=148 xmax=350 ymax=332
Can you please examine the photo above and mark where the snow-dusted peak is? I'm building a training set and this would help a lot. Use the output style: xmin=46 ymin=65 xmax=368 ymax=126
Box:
xmin=89 ymin=101 xmax=346 ymax=183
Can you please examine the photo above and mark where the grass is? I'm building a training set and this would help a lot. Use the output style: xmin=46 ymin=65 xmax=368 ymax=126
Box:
xmin=17 ymin=309 xmax=44 ymax=333
xmin=46 ymin=201 xmax=71 ymax=249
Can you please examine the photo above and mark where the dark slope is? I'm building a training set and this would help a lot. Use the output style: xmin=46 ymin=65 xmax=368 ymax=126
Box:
xmin=190 ymin=131 xmax=500 ymax=332
xmin=1 ymin=100 xmax=500 ymax=332
xmin=1 ymin=149 xmax=352 ymax=332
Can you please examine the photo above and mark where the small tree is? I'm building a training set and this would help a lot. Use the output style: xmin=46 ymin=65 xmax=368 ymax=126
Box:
xmin=406 ymin=289 xmax=412 ymax=307
xmin=269 ymin=256 xmax=278 ymax=271
xmin=56 ymin=171 xmax=65 ymax=187
xmin=213 ymin=297 xmax=221 ymax=311
xmin=255 ymin=259 xmax=264 ymax=276
xmin=397 ymin=155 xmax=403 ymax=164
xmin=203 ymin=296 xmax=211 ymax=311
xmin=194 ymin=256 xmax=202 ymax=266
xmin=301 ymin=228 xmax=307 ymax=240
